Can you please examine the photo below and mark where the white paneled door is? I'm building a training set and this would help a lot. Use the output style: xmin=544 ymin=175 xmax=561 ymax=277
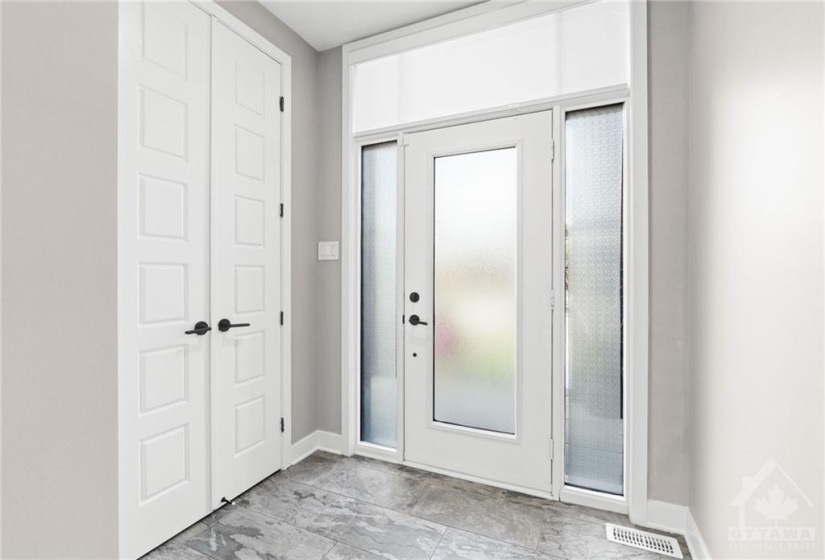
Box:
xmin=211 ymin=21 xmax=283 ymax=505
xmin=119 ymin=6 xmax=284 ymax=558
xmin=404 ymin=113 xmax=555 ymax=493
xmin=118 ymin=2 xmax=212 ymax=557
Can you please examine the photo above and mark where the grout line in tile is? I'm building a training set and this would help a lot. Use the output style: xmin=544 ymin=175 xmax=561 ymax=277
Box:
xmin=428 ymin=526 xmax=449 ymax=560
xmin=184 ymin=541 xmax=219 ymax=560
xmin=325 ymin=539 xmax=403 ymax=560
xmin=318 ymin=539 xmax=340 ymax=559
xmin=406 ymin=481 xmax=432 ymax=513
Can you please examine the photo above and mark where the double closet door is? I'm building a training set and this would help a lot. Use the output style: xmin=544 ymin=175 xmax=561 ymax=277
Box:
xmin=118 ymin=3 xmax=283 ymax=558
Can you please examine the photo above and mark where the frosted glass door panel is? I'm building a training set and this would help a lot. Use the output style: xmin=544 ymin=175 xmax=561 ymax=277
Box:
xmin=405 ymin=112 xmax=554 ymax=492
xmin=564 ymin=105 xmax=625 ymax=495
xmin=433 ymin=148 xmax=517 ymax=434
xmin=353 ymin=1 xmax=628 ymax=132
xmin=361 ymin=142 xmax=398 ymax=447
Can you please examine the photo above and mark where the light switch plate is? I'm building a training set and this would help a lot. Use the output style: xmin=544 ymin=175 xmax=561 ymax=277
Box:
xmin=318 ymin=241 xmax=340 ymax=261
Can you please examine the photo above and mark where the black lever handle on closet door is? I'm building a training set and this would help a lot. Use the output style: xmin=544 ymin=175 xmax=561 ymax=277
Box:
xmin=185 ymin=321 xmax=212 ymax=335
xmin=218 ymin=318 xmax=251 ymax=332
xmin=408 ymin=314 xmax=428 ymax=326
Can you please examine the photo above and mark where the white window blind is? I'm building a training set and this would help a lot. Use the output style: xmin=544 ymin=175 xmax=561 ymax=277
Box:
xmin=352 ymin=1 xmax=629 ymax=133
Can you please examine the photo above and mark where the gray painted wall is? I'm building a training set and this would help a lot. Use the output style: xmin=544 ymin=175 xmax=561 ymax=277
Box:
xmin=1 ymin=2 xmax=120 ymax=557
xmin=687 ymin=2 xmax=824 ymax=556
xmin=218 ymin=1 xmax=322 ymax=443
xmin=317 ymin=47 xmax=343 ymax=433
xmin=648 ymin=0 xmax=690 ymax=506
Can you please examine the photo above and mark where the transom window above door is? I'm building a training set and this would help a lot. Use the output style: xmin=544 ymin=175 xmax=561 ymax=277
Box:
xmin=351 ymin=0 xmax=629 ymax=133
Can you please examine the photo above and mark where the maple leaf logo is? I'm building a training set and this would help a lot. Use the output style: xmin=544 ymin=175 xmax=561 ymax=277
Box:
xmin=754 ymin=484 xmax=798 ymax=524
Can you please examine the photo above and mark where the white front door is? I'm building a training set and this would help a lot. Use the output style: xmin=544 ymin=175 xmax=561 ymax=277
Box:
xmin=118 ymin=2 xmax=212 ymax=557
xmin=211 ymin=21 xmax=283 ymax=504
xmin=404 ymin=113 xmax=555 ymax=493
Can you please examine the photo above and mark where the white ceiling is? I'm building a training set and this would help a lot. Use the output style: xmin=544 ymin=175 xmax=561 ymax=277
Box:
xmin=260 ymin=1 xmax=482 ymax=51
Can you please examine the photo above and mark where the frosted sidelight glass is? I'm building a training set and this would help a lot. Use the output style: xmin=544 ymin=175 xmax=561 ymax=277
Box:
xmin=433 ymin=148 xmax=517 ymax=434
xmin=361 ymin=142 xmax=398 ymax=447
xmin=353 ymin=1 xmax=628 ymax=132
xmin=564 ymin=104 xmax=625 ymax=495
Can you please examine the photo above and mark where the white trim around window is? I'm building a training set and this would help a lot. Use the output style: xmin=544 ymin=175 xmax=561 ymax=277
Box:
xmin=340 ymin=0 xmax=649 ymax=522
xmin=626 ymin=0 xmax=650 ymax=525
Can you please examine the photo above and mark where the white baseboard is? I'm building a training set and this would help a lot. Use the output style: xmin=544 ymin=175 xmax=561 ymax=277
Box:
xmin=317 ymin=430 xmax=343 ymax=454
xmin=289 ymin=430 xmax=344 ymax=466
xmin=640 ymin=501 xmax=713 ymax=559
xmin=645 ymin=500 xmax=688 ymax=535
xmin=289 ymin=431 xmax=319 ymax=465
xmin=685 ymin=509 xmax=711 ymax=559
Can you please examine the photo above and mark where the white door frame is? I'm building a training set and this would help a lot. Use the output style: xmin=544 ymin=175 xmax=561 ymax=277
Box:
xmin=191 ymin=1 xmax=294 ymax=469
xmin=341 ymin=0 xmax=649 ymax=523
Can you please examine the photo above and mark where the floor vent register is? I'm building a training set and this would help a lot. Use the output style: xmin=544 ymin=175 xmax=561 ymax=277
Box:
xmin=605 ymin=523 xmax=683 ymax=558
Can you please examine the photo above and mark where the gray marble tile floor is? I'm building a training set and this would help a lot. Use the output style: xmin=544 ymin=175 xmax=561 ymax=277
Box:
xmin=141 ymin=451 xmax=691 ymax=560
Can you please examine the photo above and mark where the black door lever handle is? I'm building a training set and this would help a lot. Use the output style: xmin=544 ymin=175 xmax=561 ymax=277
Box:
xmin=185 ymin=321 xmax=212 ymax=335
xmin=408 ymin=314 xmax=428 ymax=326
xmin=218 ymin=318 xmax=251 ymax=332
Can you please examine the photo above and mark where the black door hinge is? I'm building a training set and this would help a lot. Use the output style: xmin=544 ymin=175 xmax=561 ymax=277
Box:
xmin=280 ymin=311 xmax=284 ymax=325
xmin=279 ymin=96 xmax=285 ymax=112
xmin=280 ymin=417 xmax=285 ymax=433
xmin=280 ymin=203 xmax=284 ymax=217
